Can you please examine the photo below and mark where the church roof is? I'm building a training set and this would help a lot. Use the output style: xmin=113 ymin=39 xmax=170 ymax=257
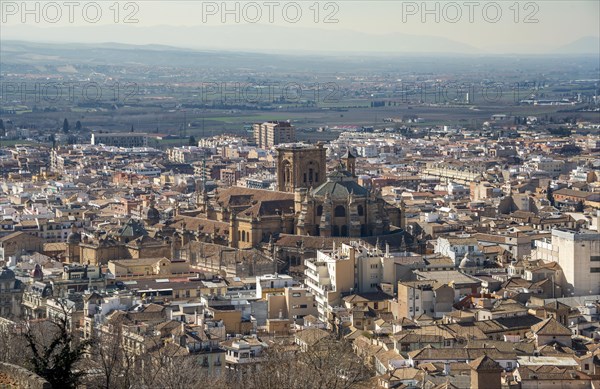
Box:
xmin=311 ymin=171 xmax=368 ymax=198
xmin=117 ymin=218 xmax=148 ymax=238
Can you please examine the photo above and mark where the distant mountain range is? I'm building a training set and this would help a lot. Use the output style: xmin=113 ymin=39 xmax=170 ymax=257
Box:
xmin=553 ymin=36 xmax=600 ymax=54
xmin=2 ymin=24 xmax=599 ymax=56
xmin=2 ymin=39 xmax=599 ymax=76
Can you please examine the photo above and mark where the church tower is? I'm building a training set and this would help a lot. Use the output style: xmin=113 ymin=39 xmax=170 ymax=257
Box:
xmin=277 ymin=143 xmax=326 ymax=193
xmin=342 ymin=149 xmax=356 ymax=176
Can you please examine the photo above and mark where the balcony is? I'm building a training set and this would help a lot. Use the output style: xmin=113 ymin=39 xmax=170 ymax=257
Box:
xmin=304 ymin=277 xmax=331 ymax=296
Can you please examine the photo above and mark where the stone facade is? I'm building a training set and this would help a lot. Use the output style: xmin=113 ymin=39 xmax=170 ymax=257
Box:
xmin=277 ymin=144 xmax=326 ymax=193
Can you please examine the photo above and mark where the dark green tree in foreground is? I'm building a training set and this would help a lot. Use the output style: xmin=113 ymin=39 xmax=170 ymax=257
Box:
xmin=75 ymin=120 xmax=82 ymax=131
xmin=188 ymin=135 xmax=196 ymax=146
xmin=62 ymin=118 xmax=70 ymax=133
xmin=23 ymin=300 xmax=91 ymax=389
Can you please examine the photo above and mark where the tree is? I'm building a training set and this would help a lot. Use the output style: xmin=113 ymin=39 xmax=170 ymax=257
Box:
xmin=75 ymin=121 xmax=82 ymax=131
xmin=557 ymin=144 xmax=582 ymax=155
xmin=23 ymin=299 xmax=91 ymax=389
xmin=188 ymin=135 xmax=197 ymax=146
xmin=86 ymin=317 xmax=136 ymax=389
xmin=0 ymin=323 xmax=30 ymax=367
xmin=575 ymin=200 xmax=585 ymax=212
xmin=86 ymin=318 xmax=225 ymax=389
xmin=131 ymin=125 xmax=135 ymax=133
xmin=232 ymin=335 xmax=371 ymax=389
xmin=62 ymin=118 xmax=70 ymax=133
xmin=0 ymin=119 xmax=5 ymax=136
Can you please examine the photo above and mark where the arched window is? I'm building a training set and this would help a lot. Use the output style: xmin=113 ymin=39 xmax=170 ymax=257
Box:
xmin=282 ymin=161 xmax=291 ymax=184
xmin=357 ymin=204 xmax=364 ymax=216
xmin=242 ymin=231 xmax=246 ymax=242
xmin=334 ymin=205 xmax=346 ymax=217
xmin=316 ymin=205 xmax=323 ymax=217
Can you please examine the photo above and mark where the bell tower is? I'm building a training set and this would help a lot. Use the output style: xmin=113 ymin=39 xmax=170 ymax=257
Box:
xmin=342 ymin=149 xmax=356 ymax=176
xmin=277 ymin=143 xmax=326 ymax=192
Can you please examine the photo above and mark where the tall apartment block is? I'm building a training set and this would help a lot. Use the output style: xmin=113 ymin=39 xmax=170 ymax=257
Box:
xmin=253 ymin=121 xmax=295 ymax=149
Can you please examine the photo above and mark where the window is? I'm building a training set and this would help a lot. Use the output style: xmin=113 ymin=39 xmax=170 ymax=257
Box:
xmin=316 ymin=205 xmax=323 ymax=216
xmin=357 ymin=205 xmax=364 ymax=216
xmin=591 ymin=268 xmax=600 ymax=273
xmin=334 ymin=206 xmax=346 ymax=217
xmin=591 ymin=256 xmax=600 ymax=262
xmin=584 ymin=364 xmax=590 ymax=370
xmin=370 ymin=264 xmax=378 ymax=269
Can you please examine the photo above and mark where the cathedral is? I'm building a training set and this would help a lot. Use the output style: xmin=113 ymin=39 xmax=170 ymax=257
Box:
xmin=191 ymin=143 xmax=403 ymax=248
xmin=287 ymin=146 xmax=399 ymax=238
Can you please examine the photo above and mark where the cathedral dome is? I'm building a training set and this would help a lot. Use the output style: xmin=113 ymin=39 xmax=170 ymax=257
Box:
xmin=67 ymin=230 xmax=82 ymax=244
xmin=0 ymin=267 xmax=15 ymax=280
xmin=142 ymin=205 xmax=160 ymax=222
xmin=311 ymin=171 xmax=369 ymax=199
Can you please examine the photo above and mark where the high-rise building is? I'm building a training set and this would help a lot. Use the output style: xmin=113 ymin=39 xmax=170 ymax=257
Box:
xmin=253 ymin=121 xmax=295 ymax=149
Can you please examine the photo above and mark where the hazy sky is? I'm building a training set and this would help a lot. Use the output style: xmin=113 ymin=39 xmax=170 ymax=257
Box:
xmin=2 ymin=1 xmax=599 ymax=53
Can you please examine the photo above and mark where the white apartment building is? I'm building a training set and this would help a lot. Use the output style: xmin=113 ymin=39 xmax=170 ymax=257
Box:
xmin=534 ymin=229 xmax=600 ymax=296
xmin=303 ymin=241 xmax=404 ymax=325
